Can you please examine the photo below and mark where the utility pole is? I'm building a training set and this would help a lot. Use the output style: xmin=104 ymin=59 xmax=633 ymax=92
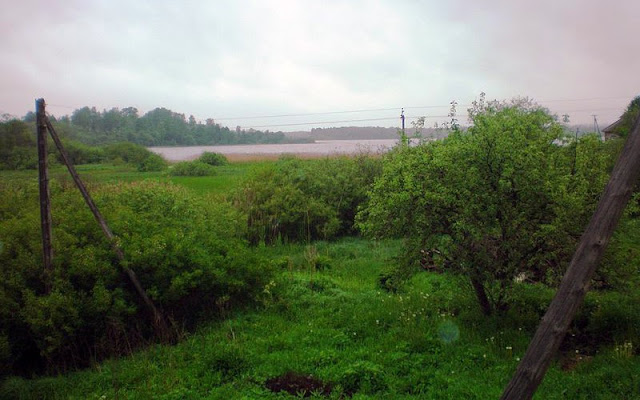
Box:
xmin=400 ymin=108 xmax=405 ymax=132
xmin=592 ymin=114 xmax=602 ymax=140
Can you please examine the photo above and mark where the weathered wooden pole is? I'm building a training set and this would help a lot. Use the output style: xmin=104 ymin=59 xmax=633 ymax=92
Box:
xmin=43 ymin=116 xmax=169 ymax=338
xmin=36 ymin=98 xmax=53 ymax=290
xmin=501 ymin=114 xmax=640 ymax=399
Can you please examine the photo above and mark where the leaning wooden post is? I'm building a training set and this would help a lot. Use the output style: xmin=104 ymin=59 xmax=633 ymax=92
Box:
xmin=501 ymin=114 xmax=640 ymax=399
xmin=36 ymin=98 xmax=54 ymax=290
xmin=43 ymin=116 xmax=169 ymax=338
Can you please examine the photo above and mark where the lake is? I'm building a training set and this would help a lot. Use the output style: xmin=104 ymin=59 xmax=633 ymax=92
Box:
xmin=148 ymin=139 xmax=401 ymax=161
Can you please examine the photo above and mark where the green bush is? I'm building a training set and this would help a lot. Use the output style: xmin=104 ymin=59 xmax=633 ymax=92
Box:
xmin=234 ymin=155 xmax=381 ymax=244
xmin=169 ymin=160 xmax=217 ymax=176
xmin=198 ymin=152 xmax=228 ymax=166
xmin=0 ymin=120 xmax=39 ymax=170
xmin=592 ymin=190 xmax=640 ymax=291
xmin=0 ymin=181 xmax=271 ymax=375
xmin=103 ymin=142 xmax=167 ymax=171
xmin=137 ymin=152 xmax=168 ymax=172
xmin=56 ymin=140 xmax=105 ymax=165
xmin=358 ymin=102 xmax=614 ymax=315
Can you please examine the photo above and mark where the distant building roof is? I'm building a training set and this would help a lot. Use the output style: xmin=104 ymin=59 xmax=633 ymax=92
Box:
xmin=603 ymin=118 xmax=623 ymax=140
xmin=603 ymin=118 xmax=622 ymax=133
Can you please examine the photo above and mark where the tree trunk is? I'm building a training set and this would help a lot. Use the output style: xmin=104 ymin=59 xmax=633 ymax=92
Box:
xmin=501 ymin=114 xmax=640 ymax=399
xmin=471 ymin=277 xmax=492 ymax=315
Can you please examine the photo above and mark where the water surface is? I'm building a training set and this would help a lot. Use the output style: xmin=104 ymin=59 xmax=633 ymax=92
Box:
xmin=149 ymin=139 xmax=400 ymax=161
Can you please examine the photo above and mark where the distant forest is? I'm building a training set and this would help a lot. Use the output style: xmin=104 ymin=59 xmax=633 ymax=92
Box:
xmin=21 ymin=106 xmax=307 ymax=146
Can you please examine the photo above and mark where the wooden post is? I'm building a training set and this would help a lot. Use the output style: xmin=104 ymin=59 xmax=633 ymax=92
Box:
xmin=36 ymin=98 xmax=53 ymax=290
xmin=501 ymin=114 xmax=640 ymax=399
xmin=43 ymin=116 xmax=169 ymax=338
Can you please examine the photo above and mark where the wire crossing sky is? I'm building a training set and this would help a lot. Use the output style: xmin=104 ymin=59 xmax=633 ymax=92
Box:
xmin=1 ymin=1 xmax=639 ymax=130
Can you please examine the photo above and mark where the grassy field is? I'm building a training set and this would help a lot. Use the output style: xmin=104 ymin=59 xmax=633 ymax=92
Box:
xmin=0 ymin=161 xmax=271 ymax=196
xmin=1 ymin=162 xmax=639 ymax=399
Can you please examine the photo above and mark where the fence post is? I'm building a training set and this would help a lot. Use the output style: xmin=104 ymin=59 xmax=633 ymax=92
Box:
xmin=36 ymin=98 xmax=53 ymax=290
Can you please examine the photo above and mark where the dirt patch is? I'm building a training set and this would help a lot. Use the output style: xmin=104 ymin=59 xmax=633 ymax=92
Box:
xmin=265 ymin=371 xmax=332 ymax=397
xmin=560 ymin=353 xmax=593 ymax=371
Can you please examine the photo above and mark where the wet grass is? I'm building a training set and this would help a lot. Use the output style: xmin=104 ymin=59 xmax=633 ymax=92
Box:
xmin=0 ymin=161 xmax=271 ymax=197
xmin=1 ymin=163 xmax=638 ymax=399
xmin=2 ymin=237 xmax=638 ymax=399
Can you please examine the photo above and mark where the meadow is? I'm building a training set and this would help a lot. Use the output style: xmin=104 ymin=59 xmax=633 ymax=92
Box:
xmin=1 ymin=160 xmax=638 ymax=399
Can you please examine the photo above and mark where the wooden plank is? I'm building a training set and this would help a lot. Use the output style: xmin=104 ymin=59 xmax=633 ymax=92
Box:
xmin=36 ymin=98 xmax=53 ymax=290
xmin=501 ymin=114 xmax=640 ymax=399
xmin=44 ymin=116 xmax=169 ymax=338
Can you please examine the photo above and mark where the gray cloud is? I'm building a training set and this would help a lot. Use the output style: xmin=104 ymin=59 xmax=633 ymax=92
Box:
xmin=1 ymin=0 xmax=638 ymax=129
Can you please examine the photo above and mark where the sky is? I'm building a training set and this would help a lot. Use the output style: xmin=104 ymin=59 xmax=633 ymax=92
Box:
xmin=1 ymin=0 xmax=639 ymax=131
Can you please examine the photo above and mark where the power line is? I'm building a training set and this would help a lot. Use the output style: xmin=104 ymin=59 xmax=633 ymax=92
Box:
xmin=18 ymin=95 xmax=632 ymax=129
xmin=243 ymin=116 xmax=413 ymax=129
xmin=211 ymin=97 xmax=632 ymax=122
xmin=242 ymin=114 xmax=473 ymax=129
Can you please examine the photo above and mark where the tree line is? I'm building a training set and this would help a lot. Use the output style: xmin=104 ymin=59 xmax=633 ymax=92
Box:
xmin=21 ymin=106 xmax=303 ymax=146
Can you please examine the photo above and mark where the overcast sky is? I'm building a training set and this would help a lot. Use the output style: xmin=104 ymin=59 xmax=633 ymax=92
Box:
xmin=1 ymin=0 xmax=639 ymax=130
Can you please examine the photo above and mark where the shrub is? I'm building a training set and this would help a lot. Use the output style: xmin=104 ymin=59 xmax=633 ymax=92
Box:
xmin=0 ymin=120 xmax=39 ymax=170
xmin=137 ymin=152 xmax=168 ymax=172
xmin=56 ymin=140 xmax=105 ymax=165
xmin=170 ymin=160 xmax=217 ymax=176
xmin=102 ymin=142 xmax=167 ymax=171
xmin=198 ymin=152 xmax=228 ymax=166
xmin=0 ymin=181 xmax=271 ymax=375
xmin=234 ymin=155 xmax=381 ymax=244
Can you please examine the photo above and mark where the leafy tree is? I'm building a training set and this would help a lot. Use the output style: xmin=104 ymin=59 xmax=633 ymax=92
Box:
xmin=359 ymin=101 xmax=612 ymax=315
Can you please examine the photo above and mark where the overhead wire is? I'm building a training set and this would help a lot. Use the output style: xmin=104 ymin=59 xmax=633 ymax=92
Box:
xmin=9 ymin=95 xmax=631 ymax=129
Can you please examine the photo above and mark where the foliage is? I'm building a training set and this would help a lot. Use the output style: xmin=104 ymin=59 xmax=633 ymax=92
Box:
xmin=169 ymin=161 xmax=217 ymax=176
xmin=359 ymin=102 xmax=616 ymax=314
xmin=0 ymin=120 xmax=39 ymax=170
xmin=0 ymin=120 xmax=168 ymax=171
xmin=596 ymin=212 xmax=640 ymax=291
xmin=198 ymin=151 xmax=229 ymax=166
xmin=55 ymin=140 xmax=105 ymax=165
xmin=2 ymin=237 xmax=638 ymax=399
xmin=0 ymin=181 xmax=271 ymax=375
xmin=49 ymin=105 xmax=294 ymax=146
xmin=102 ymin=142 xmax=167 ymax=171
xmin=234 ymin=155 xmax=382 ymax=244
xmin=611 ymin=95 xmax=640 ymax=138
xmin=137 ymin=152 xmax=168 ymax=172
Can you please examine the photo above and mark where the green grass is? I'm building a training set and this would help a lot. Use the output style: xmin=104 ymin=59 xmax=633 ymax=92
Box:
xmin=168 ymin=161 xmax=271 ymax=196
xmin=0 ymin=161 xmax=271 ymax=197
xmin=2 ymin=237 xmax=638 ymax=399
xmin=1 ymin=162 xmax=638 ymax=399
